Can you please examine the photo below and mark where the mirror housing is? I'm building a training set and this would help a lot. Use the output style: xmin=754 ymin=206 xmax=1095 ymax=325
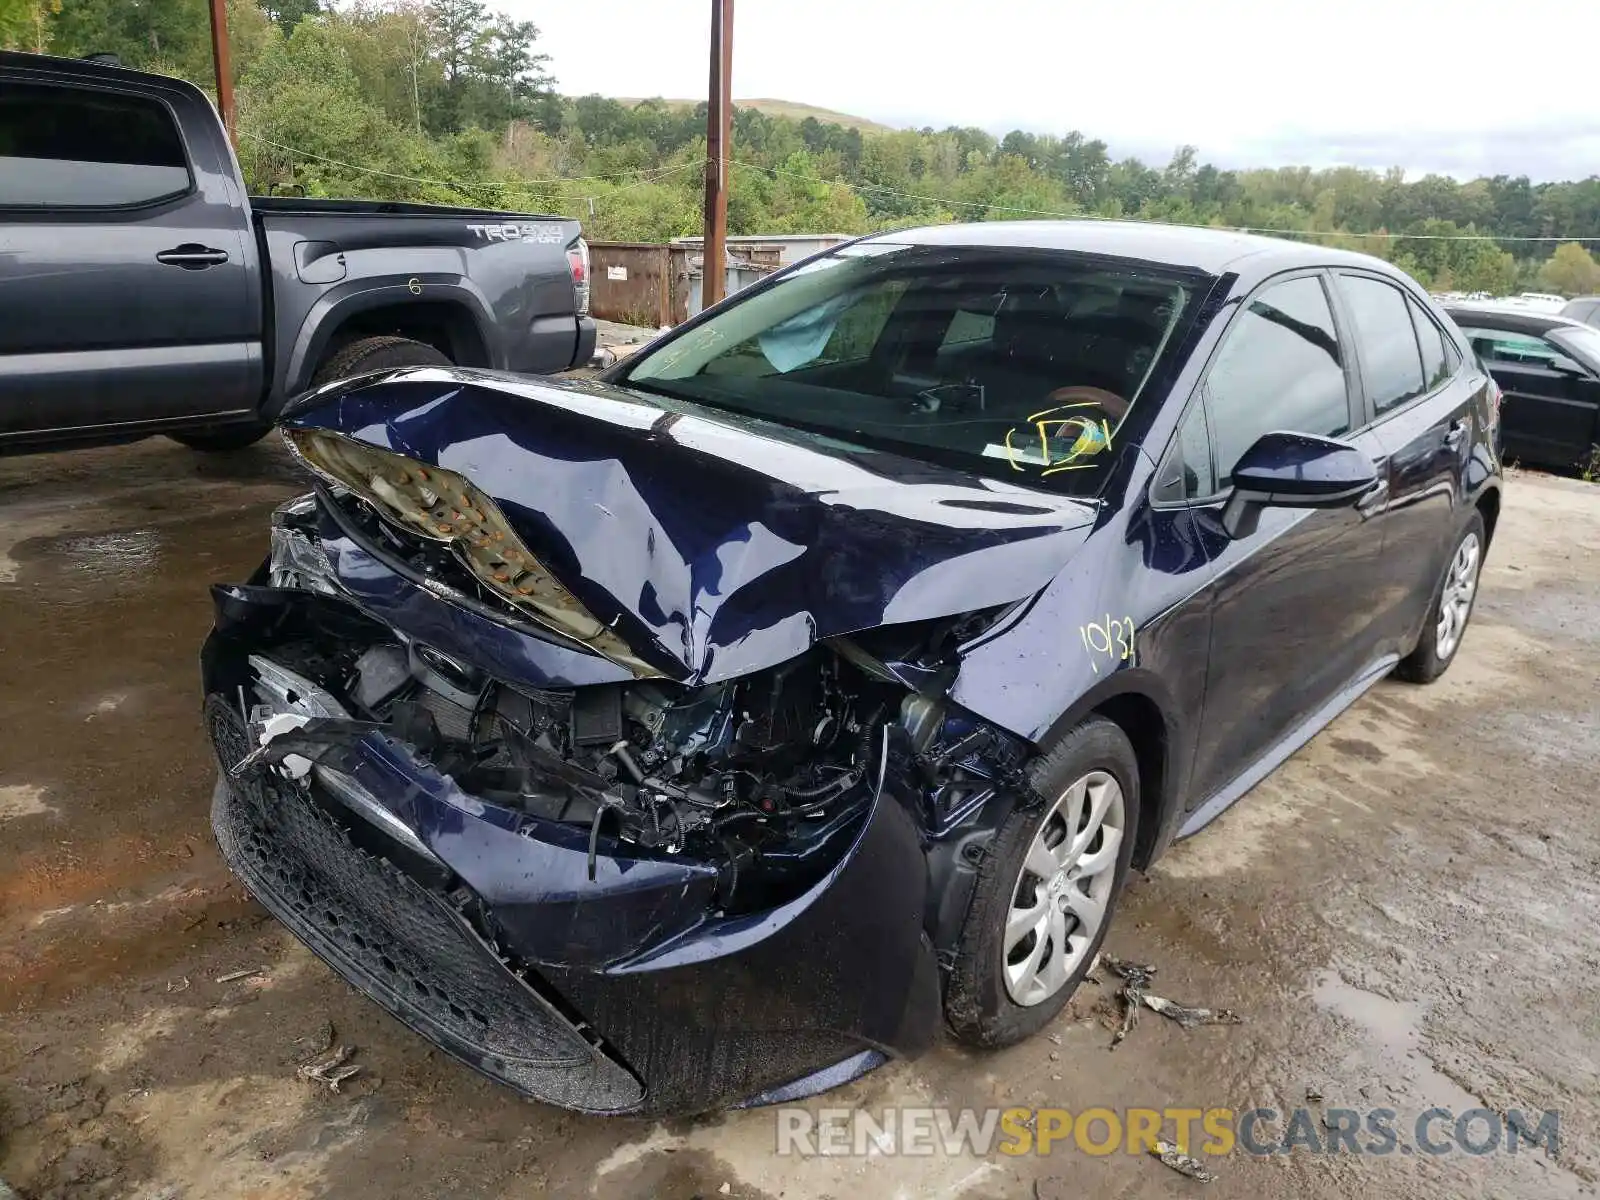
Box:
xmin=1221 ymin=431 xmax=1378 ymax=539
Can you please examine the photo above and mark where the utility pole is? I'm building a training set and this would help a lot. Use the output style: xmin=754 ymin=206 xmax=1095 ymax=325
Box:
xmin=207 ymin=0 xmax=237 ymax=147
xmin=701 ymin=0 xmax=733 ymax=308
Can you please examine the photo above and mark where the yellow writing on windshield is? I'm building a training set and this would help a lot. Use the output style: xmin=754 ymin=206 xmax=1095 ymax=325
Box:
xmin=1003 ymin=402 xmax=1114 ymax=477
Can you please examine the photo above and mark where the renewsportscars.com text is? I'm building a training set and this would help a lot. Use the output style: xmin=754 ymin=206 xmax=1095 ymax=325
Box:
xmin=774 ymin=1105 xmax=1560 ymax=1159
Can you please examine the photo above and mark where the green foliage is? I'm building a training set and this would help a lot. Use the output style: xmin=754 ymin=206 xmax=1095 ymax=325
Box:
xmin=1388 ymin=220 xmax=1519 ymax=295
xmin=259 ymin=0 xmax=319 ymax=34
xmin=0 ymin=0 xmax=59 ymax=51
xmin=1538 ymin=242 xmax=1600 ymax=297
xmin=16 ymin=0 xmax=1600 ymax=291
xmin=45 ymin=0 xmax=215 ymax=77
xmin=1581 ymin=443 xmax=1600 ymax=484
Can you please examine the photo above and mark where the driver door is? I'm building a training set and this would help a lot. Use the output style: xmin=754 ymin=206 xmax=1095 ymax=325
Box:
xmin=1183 ymin=272 xmax=1391 ymax=807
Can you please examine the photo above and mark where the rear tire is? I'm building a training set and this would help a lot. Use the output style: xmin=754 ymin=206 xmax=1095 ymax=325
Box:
xmin=169 ymin=337 xmax=450 ymax=453
xmin=945 ymin=717 xmax=1141 ymax=1048
xmin=1395 ymin=512 xmax=1486 ymax=684
xmin=312 ymin=335 xmax=451 ymax=386
xmin=168 ymin=422 xmax=271 ymax=452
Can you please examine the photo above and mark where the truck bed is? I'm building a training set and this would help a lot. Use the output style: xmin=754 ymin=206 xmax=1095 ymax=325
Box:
xmin=249 ymin=196 xmax=570 ymax=221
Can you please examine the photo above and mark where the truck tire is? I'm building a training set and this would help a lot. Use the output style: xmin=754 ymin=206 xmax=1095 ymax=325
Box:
xmin=168 ymin=421 xmax=273 ymax=452
xmin=170 ymin=337 xmax=449 ymax=454
xmin=312 ymin=335 xmax=451 ymax=385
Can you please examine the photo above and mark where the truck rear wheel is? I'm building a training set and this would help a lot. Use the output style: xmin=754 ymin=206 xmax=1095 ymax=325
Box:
xmin=168 ymin=422 xmax=272 ymax=452
xmin=312 ymin=335 xmax=451 ymax=385
xmin=170 ymin=337 xmax=450 ymax=454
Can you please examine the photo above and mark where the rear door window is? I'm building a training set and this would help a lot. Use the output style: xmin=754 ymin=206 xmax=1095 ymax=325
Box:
xmin=0 ymin=81 xmax=191 ymax=208
xmin=1409 ymin=297 xmax=1455 ymax=393
xmin=1205 ymin=274 xmax=1352 ymax=487
xmin=1337 ymin=274 xmax=1426 ymax=415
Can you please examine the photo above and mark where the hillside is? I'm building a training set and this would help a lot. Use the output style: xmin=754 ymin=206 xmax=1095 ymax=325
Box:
xmin=610 ymin=96 xmax=893 ymax=133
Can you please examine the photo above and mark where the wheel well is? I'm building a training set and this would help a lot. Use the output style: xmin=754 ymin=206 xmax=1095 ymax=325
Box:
xmin=1476 ymin=488 xmax=1501 ymax=547
xmin=1092 ymin=692 xmax=1169 ymax=869
xmin=318 ymin=302 xmax=489 ymax=377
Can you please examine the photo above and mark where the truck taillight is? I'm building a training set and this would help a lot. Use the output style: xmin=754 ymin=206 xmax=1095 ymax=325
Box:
xmin=1485 ymin=376 xmax=1502 ymax=435
xmin=567 ymin=238 xmax=590 ymax=314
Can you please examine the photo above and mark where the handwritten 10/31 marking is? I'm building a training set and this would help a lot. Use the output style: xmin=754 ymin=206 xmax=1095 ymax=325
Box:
xmin=1080 ymin=615 xmax=1136 ymax=673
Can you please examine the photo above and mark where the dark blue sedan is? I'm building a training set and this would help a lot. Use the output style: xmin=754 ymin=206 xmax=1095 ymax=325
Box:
xmin=202 ymin=220 xmax=1501 ymax=1114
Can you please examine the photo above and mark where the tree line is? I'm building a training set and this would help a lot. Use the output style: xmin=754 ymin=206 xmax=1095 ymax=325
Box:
xmin=6 ymin=0 xmax=1600 ymax=295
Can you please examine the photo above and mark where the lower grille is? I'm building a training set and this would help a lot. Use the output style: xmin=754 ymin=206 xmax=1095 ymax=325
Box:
xmin=206 ymin=697 xmax=643 ymax=1113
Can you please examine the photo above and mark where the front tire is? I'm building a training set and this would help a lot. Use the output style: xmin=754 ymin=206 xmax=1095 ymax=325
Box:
xmin=1396 ymin=512 xmax=1485 ymax=684
xmin=945 ymin=717 xmax=1141 ymax=1047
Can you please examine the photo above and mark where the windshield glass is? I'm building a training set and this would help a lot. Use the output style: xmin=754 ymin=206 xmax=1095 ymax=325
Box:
xmin=622 ymin=243 xmax=1201 ymax=493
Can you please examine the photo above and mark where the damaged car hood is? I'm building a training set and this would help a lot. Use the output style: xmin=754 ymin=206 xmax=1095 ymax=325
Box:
xmin=281 ymin=368 xmax=1098 ymax=683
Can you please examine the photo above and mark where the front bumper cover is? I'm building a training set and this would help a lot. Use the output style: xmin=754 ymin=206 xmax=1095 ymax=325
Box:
xmin=202 ymin=585 xmax=942 ymax=1115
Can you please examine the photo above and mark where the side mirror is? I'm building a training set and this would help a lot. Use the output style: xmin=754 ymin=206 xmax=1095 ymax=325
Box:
xmin=1221 ymin=431 xmax=1378 ymax=539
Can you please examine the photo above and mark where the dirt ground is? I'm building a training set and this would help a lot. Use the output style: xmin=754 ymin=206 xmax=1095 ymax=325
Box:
xmin=1 ymin=437 xmax=1596 ymax=1200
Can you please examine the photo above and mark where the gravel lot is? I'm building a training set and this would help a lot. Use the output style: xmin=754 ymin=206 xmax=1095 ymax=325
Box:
xmin=1 ymin=438 xmax=1596 ymax=1199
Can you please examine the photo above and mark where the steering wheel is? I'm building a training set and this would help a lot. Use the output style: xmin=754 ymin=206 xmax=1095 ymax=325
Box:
xmin=1041 ymin=385 xmax=1130 ymax=426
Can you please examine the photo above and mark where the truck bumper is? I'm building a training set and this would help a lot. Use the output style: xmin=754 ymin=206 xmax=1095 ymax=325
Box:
xmin=574 ymin=314 xmax=597 ymax=370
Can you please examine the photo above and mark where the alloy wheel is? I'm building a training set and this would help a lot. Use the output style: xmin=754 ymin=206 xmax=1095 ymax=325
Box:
xmin=1003 ymin=770 xmax=1126 ymax=1006
xmin=1435 ymin=531 xmax=1481 ymax=661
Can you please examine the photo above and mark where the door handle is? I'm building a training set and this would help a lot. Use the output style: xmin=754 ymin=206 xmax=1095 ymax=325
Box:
xmin=1444 ymin=418 xmax=1469 ymax=449
xmin=156 ymin=244 xmax=230 ymax=269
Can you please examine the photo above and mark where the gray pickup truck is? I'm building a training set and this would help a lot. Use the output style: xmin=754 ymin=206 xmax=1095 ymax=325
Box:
xmin=0 ymin=51 xmax=596 ymax=453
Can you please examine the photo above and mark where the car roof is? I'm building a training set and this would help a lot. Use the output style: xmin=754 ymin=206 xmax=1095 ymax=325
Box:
xmin=1442 ymin=305 xmax=1590 ymax=334
xmin=868 ymin=219 xmax=1394 ymax=278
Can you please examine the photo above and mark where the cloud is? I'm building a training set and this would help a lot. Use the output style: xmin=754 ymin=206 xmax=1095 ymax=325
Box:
xmin=517 ymin=0 xmax=1600 ymax=184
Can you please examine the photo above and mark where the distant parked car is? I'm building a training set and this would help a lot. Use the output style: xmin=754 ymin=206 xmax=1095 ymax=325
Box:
xmin=1445 ymin=305 xmax=1600 ymax=470
xmin=1513 ymin=292 xmax=1569 ymax=313
xmin=205 ymin=221 xmax=1503 ymax=1114
xmin=1559 ymin=295 xmax=1600 ymax=328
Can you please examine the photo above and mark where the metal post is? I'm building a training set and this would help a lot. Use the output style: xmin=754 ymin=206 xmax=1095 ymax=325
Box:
xmin=208 ymin=0 xmax=236 ymax=146
xmin=701 ymin=0 xmax=733 ymax=309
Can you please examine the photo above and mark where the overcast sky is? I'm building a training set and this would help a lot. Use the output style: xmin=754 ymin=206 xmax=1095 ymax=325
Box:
xmin=516 ymin=0 xmax=1600 ymax=182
